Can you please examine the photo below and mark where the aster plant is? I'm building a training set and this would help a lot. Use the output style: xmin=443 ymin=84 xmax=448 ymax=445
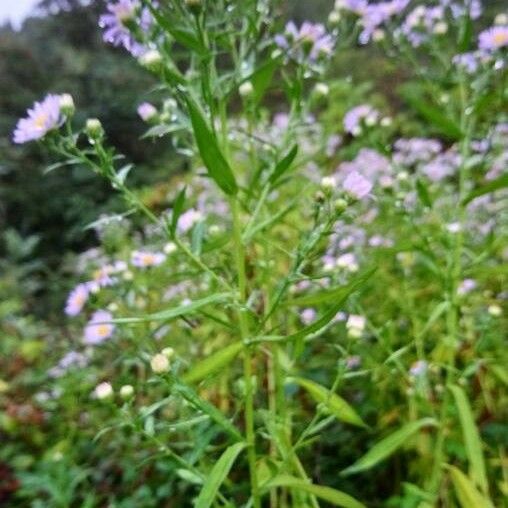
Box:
xmin=13 ymin=0 xmax=507 ymax=506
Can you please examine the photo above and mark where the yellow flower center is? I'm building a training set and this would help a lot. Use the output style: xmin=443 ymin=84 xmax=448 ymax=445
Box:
xmin=34 ymin=112 xmax=48 ymax=129
xmin=493 ymin=32 xmax=508 ymax=46
xmin=96 ymin=324 xmax=110 ymax=337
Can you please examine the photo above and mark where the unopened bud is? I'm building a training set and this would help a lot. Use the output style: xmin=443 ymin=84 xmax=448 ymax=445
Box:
xmin=85 ymin=118 xmax=103 ymax=140
xmin=314 ymin=83 xmax=330 ymax=97
xmin=139 ymin=49 xmax=162 ymax=70
xmin=120 ymin=384 xmax=134 ymax=399
xmin=59 ymin=94 xmax=75 ymax=116
xmin=239 ymin=81 xmax=254 ymax=97
xmin=150 ymin=353 xmax=170 ymax=373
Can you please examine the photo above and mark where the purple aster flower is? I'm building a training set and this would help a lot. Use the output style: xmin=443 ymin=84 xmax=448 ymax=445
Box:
xmin=343 ymin=104 xmax=379 ymax=135
xmin=84 ymin=310 xmax=115 ymax=345
xmin=99 ymin=0 xmax=149 ymax=57
xmin=13 ymin=94 xmax=63 ymax=144
xmin=479 ymin=26 xmax=508 ymax=52
xmin=275 ymin=21 xmax=334 ymax=63
xmin=343 ymin=171 xmax=373 ymax=199
xmin=65 ymin=283 xmax=90 ymax=317
xmin=137 ymin=102 xmax=157 ymax=121
xmin=131 ymin=250 xmax=166 ymax=268
xmin=452 ymin=52 xmax=480 ymax=73
xmin=345 ymin=355 xmax=362 ymax=369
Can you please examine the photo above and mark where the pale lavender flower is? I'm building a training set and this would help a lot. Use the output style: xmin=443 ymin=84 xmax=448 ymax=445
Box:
xmin=458 ymin=278 xmax=477 ymax=296
xmin=137 ymin=102 xmax=157 ymax=121
xmin=49 ymin=351 xmax=89 ymax=378
xmin=336 ymin=252 xmax=359 ymax=271
xmin=13 ymin=94 xmax=63 ymax=144
xmin=131 ymin=250 xmax=166 ymax=268
xmin=452 ymin=52 xmax=479 ymax=73
xmin=84 ymin=310 xmax=115 ymax=345
xmin=409 ymin=360 xmax=428 ymax=377
xmin=65 ymin=283 xmax=90 ymax=317
xmin=343 ymin=105 xmax=379 ymax=135
xmin=177 ymin=208 xmax=203 ymax=234
xmin=300 ymin=308 xmax=317 ymax=325
xmin=273 ymin=113 xmax=290 ymax=130
xmin=275 ymin=21 xmax=334 ymax=62
xmin=345 ymin=355 xmax=362 ymax=369
xmin=99 ymin=0 xmax=149 ymax=56
xmin=343 ymin=171 xmax=373 ymax=199
xmin=359 ymin=0 xmax=410 ymax=44
xmin=479 ymin=26 xmax=508 ymax=52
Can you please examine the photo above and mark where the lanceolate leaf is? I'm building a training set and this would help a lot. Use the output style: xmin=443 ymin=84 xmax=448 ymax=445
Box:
xmin=248 ymin=58 xmax=279 ymax=104
xmin=269 ymin=145 xmax=299 ymax=185
xmin=449 ymin=385 xmax=488 ymax=494
xmin=289 ymin=377 xmax=366 ymax=428
xmin=195 ymin=442 xmax=247 ymax=508
xmin=170 ymin=186 xmax=187 ymax=236
xmin=264 ymin=475 xmax=366 ymax=508
xmin=182 ymin=341 xmax=243 ymax=384
xmin=445 ymin=465 xmax=494 ymax=508
xmin=185 ymin=96 xmax=238 ymax=195
xmin=462 ymin=173 xmax=508 ymax=206
xmin=174 ymin=382 xmax=242 ymax=441
xmin=111 ymin=293 xmax=232 ymax=324
xmin=341 ymin=418 xmax=438 ymax=476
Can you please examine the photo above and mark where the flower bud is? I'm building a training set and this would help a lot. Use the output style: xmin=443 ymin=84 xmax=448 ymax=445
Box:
xmin=59 ymin=94 xmax=75 ymax=116
xmin=139 ymin=49 xmax=162 ymax=70
xmin=488 ymin=304 xmax=502 ymax=317
xmin=328 ymin=10 xmax=341 ymax=25
xmin=314 ymin=83 xmax=330 ymax=97
xmin=433 ymin=22 xmax=448 ymax=35
xmin=372 ymin=29 xmax=385 ymax=42
xmin=495 ymin=13 xmax=508 ymax=25
xmin=320 ymin=176 xmax=336 ymax=192
xmin=150 ymin=353 xmax=170 ymax=373
xmin=94 ymin=382 xmax=113 ymax=399
xmin=85 ymin=118 xmax=104 ymax=140
xmin=185 ymin=0 xmax=202 ymax=14
xmin=162 ymin=347 xmax=175 ymax=359
xmin=239 ymin=81 xmax=254 ymax=97
xmin=334 ymin=198 xmax=348 ymax=212
xmin=120 ymin=384 xmax=134 ymax=399
xmin=163 ymin=242 xmax=177 ymax=254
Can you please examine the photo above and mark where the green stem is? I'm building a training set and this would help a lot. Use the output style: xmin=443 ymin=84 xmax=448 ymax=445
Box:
xmin=230 ymin=198 xmax=261 ymax=508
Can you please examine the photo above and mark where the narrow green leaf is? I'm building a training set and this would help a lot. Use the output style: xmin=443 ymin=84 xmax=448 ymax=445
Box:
xmin=402 ymin=91 xmax=462 ymax=140
xmin=182 ymin=341 xmax=243 ymax=384
xmin=264 ymin=475 xmax=366 ymax=508
xmin=462 ymin=173 xmax=508 ymax=206
xmin=248 ymin=58 xmax=278 ymax=104
xmin=174 ymin=382 xmax=242 ymax=441
xmin=445 ymin=465 xmax=494 ymax=508
xmin=449 ymin=385 xmax=488 ymax=493
xmin=111 ymin=293 xmax=232 ymax=324
xmin=195 ymin=442 xmax=246 ymax=508
xmin=416 ymin=301 xmax=450 ymax=340
xmin=185 ymin=96 xmax=238 ymax=195
xmin=191 ymin=220 xmax=205 ymax=255
xmin=341 ymin=418 xmax=438 ymax=476
xmin=416 ymin=178 xmax=432 ymax=207
xmin=288 ymin=267 xmax=376 ymax=307
xmin=170 ymin=186 xmax=187 ymax=236
xmin=269 ymin=145 xmax=299 ymax=185
xmin=289 ymin=377 xmax=366 ymax=428
xmin=458 ymin=13 xmax=473 ymax=52
xmin=146 ymin=5 xmax=207 ymax=56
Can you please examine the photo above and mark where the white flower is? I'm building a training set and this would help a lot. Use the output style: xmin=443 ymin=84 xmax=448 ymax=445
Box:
xmin=320 ymin=176 xmax=336 ymax=190
xmin=94 ymin=382 xmax=113 ymax=399
xmin=314 ymin=83 xmax=330 ymax=96
xmin=446 ymin=222 xmax=461 ymax=234
xmin=151 ymin=353 xmax=170 ymax=373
